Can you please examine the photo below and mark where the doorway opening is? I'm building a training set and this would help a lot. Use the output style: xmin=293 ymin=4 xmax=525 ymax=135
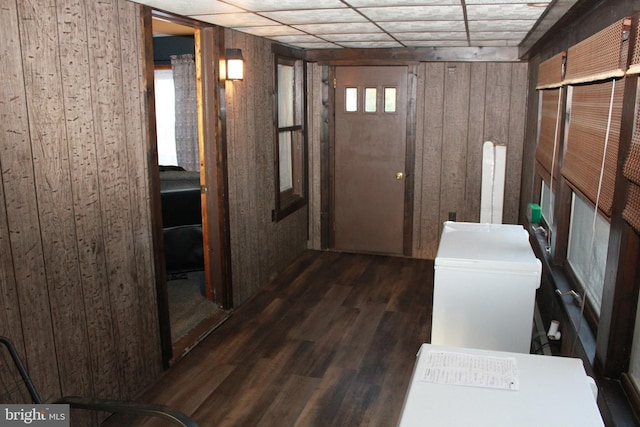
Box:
xmin=148 ymin=12 xmax=231 ymax=365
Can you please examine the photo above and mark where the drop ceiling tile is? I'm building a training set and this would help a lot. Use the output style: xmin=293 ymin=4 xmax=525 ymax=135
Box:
xmin=260 ymin=9 xmax=368 ymax=25
xmin=466 ymin=4 xmax=547 ymax=20
xmin=337 ymin=41 xmax=403 ymax=48
xmin=194 ymin=13 xmax=277 ymax=27
xmin=134 ymin=0 xmax=242 ymax=15
xmin=379 ymin=20 xmax=463 ymax=32
xmin=466 ymin=0 xmax=549 ymax=4
xmin=224 ymin=0 xmax=347 ymax=11
xmin=470 ymin=31 xmax=528 ymax=40
xmin=348 ymin=0 xmax=459 ymax=5
xmin=468 ymin=19 xmax=538 ymax=31
xmin=359 ymin=6 xmax=464 ymax=22
xmin=394 ymin=31 xmax=467 ymax=41
xmin=232 ymin=25 xmax=305 ymax=37
xmin=292 ymin=22 xmax=381 ymax=34
xmin=289 ymin=42 xmax=342 ymax=49
xmin=321 ymin=33 xmax=394 ymax=42
xmin=403 ymin=40 xmax=469 ymax=47
xmin=267 ymin=35 xmax=327 ymax=44
xmin=473 ymin=40 xmax=509 ymax=46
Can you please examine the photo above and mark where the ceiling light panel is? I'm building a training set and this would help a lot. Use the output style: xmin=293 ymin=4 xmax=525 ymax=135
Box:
xmin=260 ymin=9 xmax=368 ymax=25
xmin=136 ymin=0 xmax=242 ymax=15
xmin=466 ymin=4 xmax=548 ymax=20
xmin=224 ymin=0 xmax=347 ymax=11
xmin=194 ymin=13 xmax=277 ymax=27
xmin=359 ymin=6 xmax=464 ymax=22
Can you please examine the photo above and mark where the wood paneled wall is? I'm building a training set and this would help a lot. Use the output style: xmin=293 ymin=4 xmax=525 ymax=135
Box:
xmin=0 ymin=0 xmax=161 ymax=415
xmin=224 ymin=29 xmax=309 ymax=306
xmin=412 ymin=62 xmax=529 ymax=258
xmin=307 ymin=63 xmax=325 ymax=251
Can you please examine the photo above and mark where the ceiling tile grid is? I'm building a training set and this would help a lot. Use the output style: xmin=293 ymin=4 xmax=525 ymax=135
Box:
xmin=142 ymin=0 xmax=557 ymax=50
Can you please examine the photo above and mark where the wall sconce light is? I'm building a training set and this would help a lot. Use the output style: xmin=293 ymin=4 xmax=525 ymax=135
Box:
xmin=225 ymin=48 xmax=244 ymax=81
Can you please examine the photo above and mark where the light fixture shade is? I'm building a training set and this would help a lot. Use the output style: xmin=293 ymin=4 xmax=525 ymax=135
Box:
xmin=226 ymin=48 xmax=244 ymax=81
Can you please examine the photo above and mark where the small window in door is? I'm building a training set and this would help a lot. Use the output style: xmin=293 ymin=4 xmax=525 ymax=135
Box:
xmin=365 ymin=88 xmax=377 ymax=113
xmin=384 ymin=87 xmax=397 ymax=113
xmin=346 ymin=87 xmax=358 ymax=112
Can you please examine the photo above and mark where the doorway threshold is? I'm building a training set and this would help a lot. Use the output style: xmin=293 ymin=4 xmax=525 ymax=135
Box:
xmin=170 ymin=309 xmax=231 ymax=365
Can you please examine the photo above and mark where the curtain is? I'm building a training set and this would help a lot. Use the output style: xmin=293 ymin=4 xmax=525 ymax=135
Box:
xmin=171 ymin=54 xmax=199 ymax=172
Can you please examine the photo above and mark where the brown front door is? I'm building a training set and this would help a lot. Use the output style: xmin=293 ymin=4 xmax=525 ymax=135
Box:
xmin=333 ymin=66 xmax=408 ymax=255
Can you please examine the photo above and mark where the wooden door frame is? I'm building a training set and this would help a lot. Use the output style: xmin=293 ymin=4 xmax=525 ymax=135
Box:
xmin=326 ymin=64 xmax=417 ymax=256
xmin=141 ymin=7 xmax=232 ymax=367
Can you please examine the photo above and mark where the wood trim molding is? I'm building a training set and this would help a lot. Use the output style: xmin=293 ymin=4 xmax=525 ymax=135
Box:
xmin=141 ymin=5 xmax=173 ymax=369
xmin=403 ymin=65 xmax=418 ymax=256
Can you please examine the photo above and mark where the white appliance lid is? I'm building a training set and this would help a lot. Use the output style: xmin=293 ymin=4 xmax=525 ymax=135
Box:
xmin=435 ymin=221 xmax=541 ymax=273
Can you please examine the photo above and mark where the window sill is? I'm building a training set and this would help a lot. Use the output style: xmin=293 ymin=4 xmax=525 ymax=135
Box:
xmin=527 ymin=220 xmax=639 ymax=426
xmin=528 ymin=222 xmax=597 ymax=364
xmin=272 ymin=197 xmax=306 ymax=222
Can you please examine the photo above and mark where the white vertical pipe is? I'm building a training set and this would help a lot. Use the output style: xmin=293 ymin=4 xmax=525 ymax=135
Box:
xmin=480 ymin=141 xmax=507 ymax=224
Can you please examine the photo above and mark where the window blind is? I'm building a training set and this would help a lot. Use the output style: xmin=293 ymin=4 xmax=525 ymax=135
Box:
xmin=564 ymin=18 xmax=631 ymax=85
xmin=535 ymin=52 xmax=566 ymax=186
xmin=627 ymin=18 xmax=640 ymax=75
xmin=560 ymin=19 xmax=631 ymax=217
xmin=562 ymin=78 xmax=626 ymax=217
xmin=536 ymin=51 xmax=565 ymax=89
xmin=535 ymin=88 xmax=563 ymax=182
xmin=622 ymin=102 xmax=640 ymax=232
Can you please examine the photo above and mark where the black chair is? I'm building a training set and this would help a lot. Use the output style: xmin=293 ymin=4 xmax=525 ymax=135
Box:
xmin=0 ymin=336 xmax=197 ymax=427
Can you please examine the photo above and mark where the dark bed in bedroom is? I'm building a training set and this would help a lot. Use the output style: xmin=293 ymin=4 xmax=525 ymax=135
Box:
xmin=159 ymin=166 xmax=204 ymax=274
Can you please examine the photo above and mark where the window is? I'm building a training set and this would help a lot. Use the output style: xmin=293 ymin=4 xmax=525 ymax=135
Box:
xmin=540 ymin=180 xmax=554 ymax=227
xmin=154 ymin=68 xmax=177 ymax=166
xmin=273 ymin=55 xmax=307 ymax=222
xmin=567 ymin=192 xmax=610 ymax=316
xmin=364 ymin=88 xmax=377 ymax=113
xmin=629 ymin=295 xmax=640 ymax=390
xmin=345 ymin=88 xmax=358 ymax=112
xmin=384 ymin=87 xmax=397 ymax=113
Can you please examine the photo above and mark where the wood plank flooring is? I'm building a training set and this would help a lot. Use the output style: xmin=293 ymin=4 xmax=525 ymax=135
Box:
xmin=104 ymin=250 xmax=434 ymax=426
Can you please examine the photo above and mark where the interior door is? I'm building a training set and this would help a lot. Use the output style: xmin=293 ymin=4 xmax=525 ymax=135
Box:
xmin=333 ymin=66 xmax=408 ymax=255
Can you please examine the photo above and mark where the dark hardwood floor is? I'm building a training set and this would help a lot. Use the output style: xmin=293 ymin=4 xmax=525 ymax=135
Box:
xmin=105 ymin=250 xmax=434 ymax=426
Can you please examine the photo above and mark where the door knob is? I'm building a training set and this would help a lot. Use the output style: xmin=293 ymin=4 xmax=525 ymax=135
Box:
xmin=396 ymin=172 xmax=404 ymax=180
